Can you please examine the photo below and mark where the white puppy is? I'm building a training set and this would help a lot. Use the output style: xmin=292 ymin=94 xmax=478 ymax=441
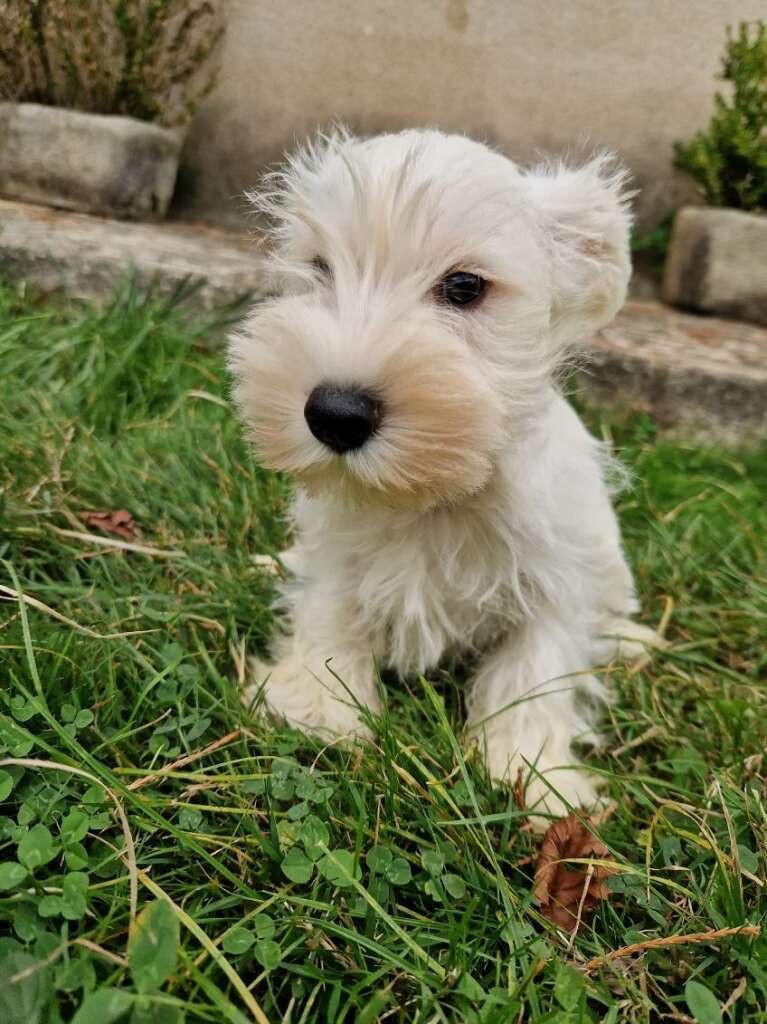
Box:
xmin=229 ymin=129 xmax=658 ymax=823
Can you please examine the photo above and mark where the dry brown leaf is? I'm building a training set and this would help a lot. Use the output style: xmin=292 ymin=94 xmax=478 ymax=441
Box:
xmin=82 ymin=509 xmax=136 ymax=541
xmin=533 ymin=814 xmax=616 ymax=931
xmin=512 ymin=765 xmax=527 ymax=813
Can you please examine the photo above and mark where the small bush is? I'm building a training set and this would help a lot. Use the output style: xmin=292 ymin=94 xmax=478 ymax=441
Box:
xmin=674 ymin=21 xmax=767 ymax=211
xmin=0 ymin=0 xmax=224 ymax=127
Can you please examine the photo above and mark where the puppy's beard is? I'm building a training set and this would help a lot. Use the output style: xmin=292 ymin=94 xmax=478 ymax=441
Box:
xmin=229 ymin=298 xmax=506 ymax=511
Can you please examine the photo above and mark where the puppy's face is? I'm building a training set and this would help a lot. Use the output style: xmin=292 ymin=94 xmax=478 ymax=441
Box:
xmin=230 ymin=130 xmax=631 ymax=510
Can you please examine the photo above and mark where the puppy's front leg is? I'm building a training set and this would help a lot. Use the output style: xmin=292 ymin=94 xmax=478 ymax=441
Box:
xmin=466 ymin=612 xmax=604 ymax=828
xmin=244 ymin=589 xmax=379 ymax=740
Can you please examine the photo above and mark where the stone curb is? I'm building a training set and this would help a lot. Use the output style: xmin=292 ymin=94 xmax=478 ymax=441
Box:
xmin=0 ymin=198 xmax=265 ymax=309
xmin=580 ymin=300 xmax=767 ymax=439
xmin=1 ymin=199 xmax=765 ymax=439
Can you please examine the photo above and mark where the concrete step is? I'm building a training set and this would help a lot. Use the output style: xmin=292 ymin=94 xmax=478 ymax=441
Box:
xmin=1 ymin=198 xmax=765 ymax=439
xmin=0 ymin=198 xmax=265 ymax=308
xmin=581 ymin=299 xmax=767 ymax=439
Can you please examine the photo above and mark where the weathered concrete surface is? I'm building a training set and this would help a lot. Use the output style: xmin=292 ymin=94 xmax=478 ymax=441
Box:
xmin=581 ymin=300 xmax=767 ymax=437
xmin=0 ymin=199 xmax=265 ymax=308
xmin=0 ymin=199 xmax=764 ymax=438
xmin=0 ymin=103 xmax=181 ymax=220
xmin=663 ymin=206 xmax=767 ymax=327
xmin=178 ymin=0 xmax=767 ymax=230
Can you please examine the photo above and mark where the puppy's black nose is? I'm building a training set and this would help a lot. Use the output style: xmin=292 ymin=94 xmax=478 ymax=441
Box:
xmin=304 ymin=383 xmax=381 ymax=454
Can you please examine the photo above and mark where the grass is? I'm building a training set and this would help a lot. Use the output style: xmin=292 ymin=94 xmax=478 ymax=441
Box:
xmin=0 ymin=275 xmax=765 ymax=1023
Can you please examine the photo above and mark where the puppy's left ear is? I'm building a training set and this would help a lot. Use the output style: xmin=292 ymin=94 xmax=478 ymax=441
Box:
xmin=526 ymin=156 xmax=633 ymax=342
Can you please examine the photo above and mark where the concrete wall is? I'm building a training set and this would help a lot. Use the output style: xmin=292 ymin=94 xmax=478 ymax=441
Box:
xmin=179 ymin=0 xmax=765 ymax=230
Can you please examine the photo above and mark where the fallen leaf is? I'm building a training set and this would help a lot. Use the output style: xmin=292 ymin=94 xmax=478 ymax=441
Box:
xmin=83 ymin=509 xmax=135 ymax=540
xmin=533 ymin=814 xmax=616 ymax=931
xmin=512 ymin=765 xmax=527 ymax=812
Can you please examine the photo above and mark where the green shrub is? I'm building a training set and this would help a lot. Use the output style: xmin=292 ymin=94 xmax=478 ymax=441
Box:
xmin=0 ymin=0 xmax=224 ymax=128
xmin=674 ymin=21 xmax=767 ymax=211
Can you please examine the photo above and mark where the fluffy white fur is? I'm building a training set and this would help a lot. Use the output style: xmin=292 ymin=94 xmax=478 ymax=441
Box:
xmin=229 ymin=129 xmax=660 ymax=827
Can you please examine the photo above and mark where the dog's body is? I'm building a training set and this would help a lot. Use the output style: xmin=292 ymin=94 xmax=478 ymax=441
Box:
xmin=229 ymin=129 xmax=658 ymax=821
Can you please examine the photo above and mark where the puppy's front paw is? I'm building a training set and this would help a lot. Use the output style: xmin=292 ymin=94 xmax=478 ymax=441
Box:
xmin=243 ymin=654 xmax=372 ymax=741
xmin=483 ymin=738 xmax=604 ymax=833
xmin=517 ymin=762 xmax=604 ymax=833
xmin=603 ymin=618 xmax=668 ymax=660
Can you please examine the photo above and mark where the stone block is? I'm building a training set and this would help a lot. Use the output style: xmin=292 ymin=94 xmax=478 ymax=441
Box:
xmin=663 ymin=206 xmax=767 ymax=327
xmin=0 ymin=102 xmax=182 ymax=220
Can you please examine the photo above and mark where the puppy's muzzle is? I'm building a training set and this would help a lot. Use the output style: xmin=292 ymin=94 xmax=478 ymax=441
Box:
xmin=304 ymin=383 xmax=382 ymax=454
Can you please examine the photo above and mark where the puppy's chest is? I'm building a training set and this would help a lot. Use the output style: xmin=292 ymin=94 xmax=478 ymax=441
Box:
xmin=349 ymin=522 xmax=519 ymax=675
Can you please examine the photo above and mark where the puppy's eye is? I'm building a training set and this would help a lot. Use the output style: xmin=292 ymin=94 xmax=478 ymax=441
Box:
xmin=311 ymin=256 xmax=331 ymax=278
xmin=437 ymin=271 xmax=487 ymax=307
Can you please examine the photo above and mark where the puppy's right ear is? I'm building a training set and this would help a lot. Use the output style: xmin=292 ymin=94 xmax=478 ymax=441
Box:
xmin=526 ymin=156 xmax=633 ymax=343
xmin=244 ymin=127 xmax=356 ymax=295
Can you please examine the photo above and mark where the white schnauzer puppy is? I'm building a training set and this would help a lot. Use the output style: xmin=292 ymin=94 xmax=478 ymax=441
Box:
xmin=229 ymin=129 xmax=659 ymax=823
